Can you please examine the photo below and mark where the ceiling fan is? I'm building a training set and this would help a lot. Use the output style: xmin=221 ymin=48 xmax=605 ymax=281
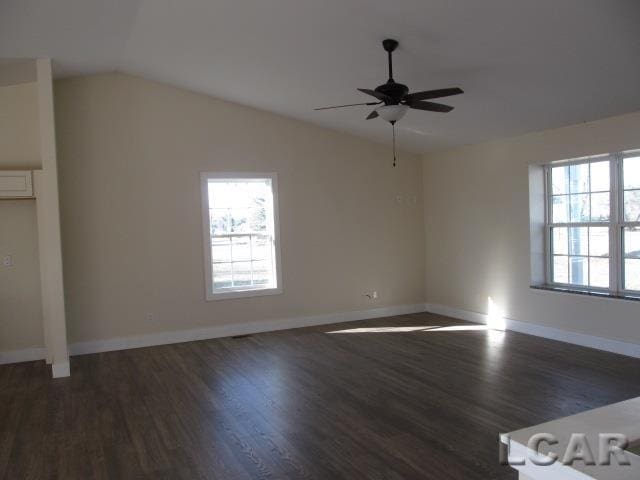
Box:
xmin=315 ymin=38 xmax=463 ymax=166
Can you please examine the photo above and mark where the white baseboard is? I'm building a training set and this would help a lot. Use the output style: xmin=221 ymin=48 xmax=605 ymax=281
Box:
xmin=424 ymin=302 xmax=640 ymax=359
xmin=6 ymin=300 xmax=637 ymax=365
xmin=68 ymin=303 xmax=426 ymax=356
xmin=0 ymin=346 xmax=47 ymax=365
xmin=0 ymin=303 xmax=424 ymax=364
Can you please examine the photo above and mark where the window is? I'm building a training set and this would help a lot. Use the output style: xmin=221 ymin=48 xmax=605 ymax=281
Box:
xmin=201 ymin=172 xmax=281 ymax=300
xmin=623 ymin=156 xmax=640 ymax=291
xmin=544 ymin=152 xmax=640 ymax=296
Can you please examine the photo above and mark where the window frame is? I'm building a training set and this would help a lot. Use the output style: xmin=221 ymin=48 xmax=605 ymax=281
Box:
xmin=543 ymin=152 xmax=640 ymax=297
xmin=200 ymin=172 xmax=282 ymax=301
xmin=619 ymin=153 xmax=640 ymax=295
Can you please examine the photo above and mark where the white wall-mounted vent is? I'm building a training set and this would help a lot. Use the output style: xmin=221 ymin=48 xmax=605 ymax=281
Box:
xmin=0 ymin=171 xmax=33 ymax=198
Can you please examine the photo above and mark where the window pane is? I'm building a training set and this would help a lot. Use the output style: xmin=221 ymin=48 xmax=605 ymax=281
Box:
xmin=590 ymin=192 xmax=609 ymax=221
xmin=569 ymin=227 xmax=588 ymax=256
xmin=553 ymin=256 xmax=568 ymax=284
xmin=590 ymin=161 xmax=610 ymax=192
xmin=552 ymin=166 xmax=568 ymax=195
xmin=552 ymin=227 xmax=568 ymax=255
xmin=213 ymin=262 xmax=232 ymax=289
xmin=206 ymin=177 xmax=278 ymax=295
xmin=589 ymin=227 xmax=609 ymax=257
xmin=229 ymin=208 xmax=250 ymax=232
xmin=247 ymin=180 xmax=271 ymax=204
xmin=212 ymin=182 xmax=267 ymax=208
xmin=231 ymin=235 xmax=251 ymax=261
xmin=212 ymin=237 xmax=231 ymax=263
xmin=232 ymin=261 xmax=252 ymax=286
xmin=249 ymin=206 xmax=268 ymax=232
xmin=209 ymin=183 xmax=235 ymax=209
xmin=624 ymin=259 xmax=640 ymax=291
xmin=210 ymin=209 xmax=230 ymax=235
xmin=624 ymin=227 xmax=640 ymax=259
xmin=624 ymin=190 xmax=640 ymax=222
xmin=589 ymin=257 xmax=609 ymax=289
xmin=546 ymin=158 xmax=639 ymax=292
xmin=252 ymin=234 xmax=271 ymax=261
xmin=569 ymin=194 xmax=590 ymax=222
xmin=624 ymin=157 xmax=640 ymax=190
xmin=569 ymin=256 xmax=589 ymax=286
xmin=552 ymin=195 xmax=568 ymax=223
xmin=252 ymin=260 xmax=271 ymax=285
xmin=210 ymin=180 xmax=271 ymax=219
xmin=569 ymin=163 xmax=590 ymax=193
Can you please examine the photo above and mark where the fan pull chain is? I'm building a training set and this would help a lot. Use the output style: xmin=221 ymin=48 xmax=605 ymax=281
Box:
xmin=392 ymin=121 xmax=397 ymax=167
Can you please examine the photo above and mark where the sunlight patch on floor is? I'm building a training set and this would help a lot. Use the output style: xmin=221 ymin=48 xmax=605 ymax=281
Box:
xmin=430 ymin=325 xmax=489 ymax=332
xmin=326 ymin=325 xmax=491 ymax=334
xmin=326 ymin=326 xmax=437 ymax=334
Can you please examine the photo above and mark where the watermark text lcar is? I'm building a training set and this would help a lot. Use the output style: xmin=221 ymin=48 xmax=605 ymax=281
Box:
xmin=500 ymin=433 xmax=631 ymax=467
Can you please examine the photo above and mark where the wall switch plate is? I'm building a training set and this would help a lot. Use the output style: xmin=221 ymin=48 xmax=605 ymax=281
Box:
xmin=2 ymin=255 xmax=12 ymax=267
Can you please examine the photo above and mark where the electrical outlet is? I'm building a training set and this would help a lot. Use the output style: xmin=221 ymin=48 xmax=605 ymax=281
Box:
xmin=364 ymin=291 xmax=379 ymax=300
xmin=146 ymin=313 xmax=154 ymax=323
xmin=2 ymin=255 xmax=13 ymax=267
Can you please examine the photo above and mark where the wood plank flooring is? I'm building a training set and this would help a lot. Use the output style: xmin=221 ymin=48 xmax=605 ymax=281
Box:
xmin=2 ymin=312 xmax=640 ymax=479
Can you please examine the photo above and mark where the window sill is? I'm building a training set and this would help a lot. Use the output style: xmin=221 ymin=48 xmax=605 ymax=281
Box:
xmin=530 ymin=285 xmax=640 ymax=303
xmin=206 ymin=286 xmax=282 ymax=301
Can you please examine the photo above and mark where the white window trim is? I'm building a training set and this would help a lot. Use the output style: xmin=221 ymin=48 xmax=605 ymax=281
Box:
xmin=542 ymin=151 xmax=640 ymax=297
xmin=200 ymin=172 xmax=283 ymax=301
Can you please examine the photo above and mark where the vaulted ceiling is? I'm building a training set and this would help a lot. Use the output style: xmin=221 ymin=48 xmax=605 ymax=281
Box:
xmin=2 ymin=0 xmax=640 ymax=153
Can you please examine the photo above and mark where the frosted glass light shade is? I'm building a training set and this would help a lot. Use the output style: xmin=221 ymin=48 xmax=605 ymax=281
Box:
xmin=376 ymin=104 xmax=409 ymax=123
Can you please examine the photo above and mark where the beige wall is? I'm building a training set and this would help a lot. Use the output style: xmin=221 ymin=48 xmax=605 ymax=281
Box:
xmin=7 ymin=69 xmax=638 ymax=354
xmin=0 ymin=82 xmax=40 ymax=169
xmin=0 ymin=200 xmax=43 ymax=350
xmin=423 ymin=111 xmax=640 ymax=345
xmin=0 ymin=80 xmax=43 ymax=352
xmin=54 ymin=73 xmax=424 ymax=344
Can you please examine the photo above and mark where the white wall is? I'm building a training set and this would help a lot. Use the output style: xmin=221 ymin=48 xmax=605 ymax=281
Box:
xmin=0 ymin=80 xmax=43 ymax=352
xmin=0 ymin=200 xmax=43 ymax=351
xmin=53 ymin=73 xmax=425 ymax=345
xmin=0 ymin=82 xmax=40 ymax=169
xmin=423 ymin=111 xmax=640 ymax=345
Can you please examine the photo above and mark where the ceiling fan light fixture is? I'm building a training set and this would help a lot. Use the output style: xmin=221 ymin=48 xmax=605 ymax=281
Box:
xmin=376 ymin=104 xmax=409 ymax=123
xmin=313 ymin=38 xmax=464 ymax=166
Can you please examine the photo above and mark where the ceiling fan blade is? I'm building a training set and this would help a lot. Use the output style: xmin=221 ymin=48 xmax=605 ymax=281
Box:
xmin=404 ymin=87 xmax=463 ymax=102
xmin=407 ymin=101 xmax=454 ymax=113
xmin=358 ymin=88 xmax=391 ymax=102
xmin=366 ymin=110 xmax=379 ymax=120
xmin=314 ymin=101 xmax=381 ymax=111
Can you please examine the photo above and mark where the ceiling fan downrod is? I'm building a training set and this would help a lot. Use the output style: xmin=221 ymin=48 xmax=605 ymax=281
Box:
xmin=382 ymin=38 xmax=398 ymax=83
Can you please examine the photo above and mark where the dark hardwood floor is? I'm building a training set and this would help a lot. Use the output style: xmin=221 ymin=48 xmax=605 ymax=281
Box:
xmin=2 ymin=312 xmax=640 ymax=479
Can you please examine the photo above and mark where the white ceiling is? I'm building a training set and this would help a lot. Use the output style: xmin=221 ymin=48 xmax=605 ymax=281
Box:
xmin=2 ymin=0 xmax=640 ymax=153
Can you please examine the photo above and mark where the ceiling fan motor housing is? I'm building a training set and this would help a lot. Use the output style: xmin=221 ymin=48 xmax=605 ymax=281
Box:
xmin=375 ymin=82 xmax=409 ymax=105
